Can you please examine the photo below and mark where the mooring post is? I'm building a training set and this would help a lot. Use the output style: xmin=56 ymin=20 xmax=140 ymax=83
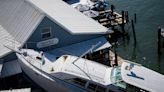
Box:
xmin=125 ymin=11 xmax=129 ymax=23
xmin=131 ymin=20 xmax=137 ymax=45
xmin=134 ymin=13 xmax=137 ymax=24
xmin=114 ymin=42 xmax=118 ymax=66
xmin=111 ymin=5 xmax=115 ymax=16
xmin=158 ymin=27 xmax=161 ymax=54
xmin=114 ymin=48 xmax=118 ymax=66
xmin=121 ymin=10 xmax=125 ymax=34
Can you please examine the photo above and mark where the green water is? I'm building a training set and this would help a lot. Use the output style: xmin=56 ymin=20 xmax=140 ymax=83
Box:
xmin=108 ymin=0 xmax=164 ymax=74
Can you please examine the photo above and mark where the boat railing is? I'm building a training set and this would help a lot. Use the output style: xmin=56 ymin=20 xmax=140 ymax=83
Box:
xmin=24 ymin=53 xmax=43 ymax=69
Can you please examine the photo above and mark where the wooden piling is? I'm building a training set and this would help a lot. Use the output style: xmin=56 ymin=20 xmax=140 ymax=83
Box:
xmin=134 ymin=13 xmax=137 ymax=24
xmin=111 ymin=5 xmax=115 ymax=16
xmin=158 ymin=27 xmax=161 ymax=54
xmin=121 ymin=10 xmax=125 ymax=34
xmin=131 ymin=20 xmax=137 ymax=44
xmin=125 ymin=11 xmax=129 ymax=23
xmin=114 ymin=53 xmax=118 ymax=66
xmin=114 ymin=42 xmax=118 ymax=66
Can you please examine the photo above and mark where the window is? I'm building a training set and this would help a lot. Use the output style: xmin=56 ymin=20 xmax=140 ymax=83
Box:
xmin=87 ymin=83 xmax=106 ymax=92
xmin=69 ymin=78 xmax=87 ymax=87
xmin=41 ymin=27 xmax=51 ymax=39
xmin=87 ymin=83 xmax=97 ymax=91
xmin=96 ymin=86 xmax=106 ymax=92
xmin=36 ymin=56 xmax=42 ymax=60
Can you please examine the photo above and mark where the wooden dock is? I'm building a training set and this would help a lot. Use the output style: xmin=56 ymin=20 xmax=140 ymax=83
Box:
xmin=86 ymin=49 xmax=124 ymax=67
xmin=109 ymin=50 xmax=124 ymax=66
xmin=96 ymin=9 xmax=127 ymax=28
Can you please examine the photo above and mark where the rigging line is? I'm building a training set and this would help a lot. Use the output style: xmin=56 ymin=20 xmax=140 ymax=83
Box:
xmin=72 ymin=41 xmax=102 ymax=80
xmin=72 ymin=41 xmax=101 ymax=64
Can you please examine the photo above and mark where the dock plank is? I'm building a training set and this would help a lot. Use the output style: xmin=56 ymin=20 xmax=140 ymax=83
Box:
xmin=97 ymin=9 xmax=127 ymax=27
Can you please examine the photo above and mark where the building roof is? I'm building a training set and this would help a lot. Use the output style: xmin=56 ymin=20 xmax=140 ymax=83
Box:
xmin=0 ymin=0 xmax=44 ymax=58
xmin=0 ymin=0 xmax=109 ymax=58
xmin=27 ymin=0 xmax=109 ymax=34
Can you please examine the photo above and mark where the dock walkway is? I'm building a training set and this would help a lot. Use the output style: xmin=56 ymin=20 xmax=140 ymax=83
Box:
xmin=97 ymin=9 xmax=126 ymax=28
xmin=109 ymin=50 xmax=124 ymax=66
xmin=64 ymin=0 xmax=127 ymax=28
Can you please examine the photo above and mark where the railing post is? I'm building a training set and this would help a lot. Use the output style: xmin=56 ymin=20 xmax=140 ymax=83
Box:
xmin=131 ymin=20 xmax=137 ymax=45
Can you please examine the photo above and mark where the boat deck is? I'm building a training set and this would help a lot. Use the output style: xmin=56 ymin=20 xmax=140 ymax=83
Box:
xmin=121 ymin=62 xmax=164 ymax=92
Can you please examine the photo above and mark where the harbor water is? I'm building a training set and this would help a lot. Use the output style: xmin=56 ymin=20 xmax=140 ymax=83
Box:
xmin=0 ymin=0 xmax=164 ymax=91
xmin=108 ymin=0 xmax=164 ymax=74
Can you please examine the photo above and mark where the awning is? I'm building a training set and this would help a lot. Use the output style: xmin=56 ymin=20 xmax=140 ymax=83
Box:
xmin=1 ymin=60 xmax=22 ymax=78
xmin=121 ymin=61 xmax=164 ymax=92
xmin=48 ymin=37 xmax=111 ymax=56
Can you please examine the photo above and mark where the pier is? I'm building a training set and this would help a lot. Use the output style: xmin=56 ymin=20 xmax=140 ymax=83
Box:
xmin=109 ymin=50 xmax=124 ymax=66
xmin=97 ymin=9 xmax=127 ymax=28
xmin=64 ymin=0 xmax=128 ymax=28
xmin=158 ymin=27 xmax=164 ymax=54
xmin=84 ymin=47 xmax=124 ymax=67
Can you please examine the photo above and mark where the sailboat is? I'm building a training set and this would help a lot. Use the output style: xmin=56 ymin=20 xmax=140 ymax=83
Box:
xmin=14 ymin=48 xmax=123 ymax=92
xmin=5 ymin=45 xmax=164 ymax=92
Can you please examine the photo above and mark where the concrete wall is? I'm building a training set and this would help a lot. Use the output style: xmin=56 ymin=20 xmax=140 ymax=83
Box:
xmin=26 ymin=16 xmax=101 ymax=51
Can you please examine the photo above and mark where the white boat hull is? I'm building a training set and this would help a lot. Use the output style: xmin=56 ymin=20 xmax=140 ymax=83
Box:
xmin=17 ymin=58 xmax=71 ymax=92
xmin=16 ymin=51 xmax=91 ymax=92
